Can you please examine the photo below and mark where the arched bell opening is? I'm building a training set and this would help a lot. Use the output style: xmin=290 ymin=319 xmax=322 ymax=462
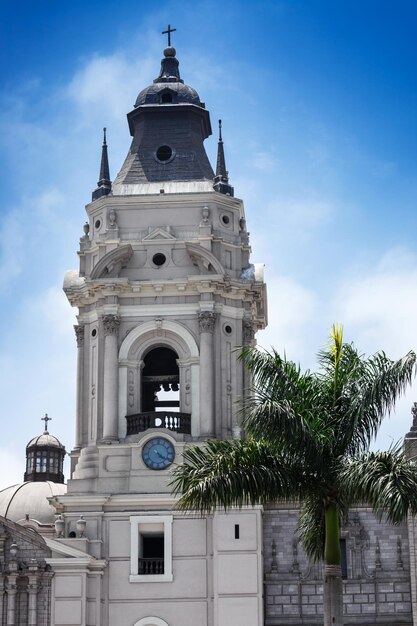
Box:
xmin=125 ymin=345 xmax=191 ymax=436
xmin=142 ymin=346 xmax=180 ymax=412
xmin=119 ymin=320 xmax=200 ymax=439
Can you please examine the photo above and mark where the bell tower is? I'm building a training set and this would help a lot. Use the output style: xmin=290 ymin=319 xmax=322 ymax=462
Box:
xmin=64 ymin=38 xmax=266 ymax=487
xmin=57 ymin=33 xmax=267 ymax=626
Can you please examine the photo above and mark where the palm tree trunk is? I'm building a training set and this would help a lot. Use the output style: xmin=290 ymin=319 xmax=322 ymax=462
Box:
xmin=323 ymin=502 xmax=343 ymax=626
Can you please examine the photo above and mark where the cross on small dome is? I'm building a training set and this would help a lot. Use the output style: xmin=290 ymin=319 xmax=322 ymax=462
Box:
xmin=41 ymin=413 xmax=52 ymax=433
xmin=162 ymin=24 xmax=176 ymax=47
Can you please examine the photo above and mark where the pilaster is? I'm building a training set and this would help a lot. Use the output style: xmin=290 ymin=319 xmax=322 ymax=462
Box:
xmin=198 ymin=311 xmax=217 ymax=438
xmin=102 ymin=314 xmax=120 ymax=443
xmin=74 ymin=324 xmax=85 ymax=451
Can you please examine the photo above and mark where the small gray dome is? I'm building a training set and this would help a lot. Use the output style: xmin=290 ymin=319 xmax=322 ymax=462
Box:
xmin=0 ymin=481 xmax=67 ymax=525
xmin=134 ymin=46 xmax=202 ymax=108
xmin=135 ymin=82 xmax=201 ymax=107
xmin=26 ymin=433 xmax=65 ymax=449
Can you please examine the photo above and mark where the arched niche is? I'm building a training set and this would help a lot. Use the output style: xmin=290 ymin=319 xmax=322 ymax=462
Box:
xmin=133 ymin=618 xmax=169 ymax=626
xmin=118 ymin=320 xmax=200 ymax=438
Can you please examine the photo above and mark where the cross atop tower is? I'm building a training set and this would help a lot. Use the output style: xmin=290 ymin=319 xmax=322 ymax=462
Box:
xmin=41 ymin=413 xmax=52 ymax=433
xmin=162 ymin=24 xmax=176 ymax=47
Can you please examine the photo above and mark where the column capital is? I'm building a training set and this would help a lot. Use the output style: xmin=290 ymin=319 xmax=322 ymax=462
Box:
xmin=198 ymin=311 xmax=217 ymax=334
xmin=102 ymin=314 xmax=120 ymax=336
xmin=74 ymin=324 xmax=85 ymax=347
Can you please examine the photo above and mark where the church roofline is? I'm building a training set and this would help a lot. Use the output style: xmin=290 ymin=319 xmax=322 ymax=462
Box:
xmin=86 ymin=183 xmax=244 ymax=202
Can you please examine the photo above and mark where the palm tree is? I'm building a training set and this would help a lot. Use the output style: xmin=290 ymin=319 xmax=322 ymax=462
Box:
xmin=171 ymin=326 xmax=417 ymax=626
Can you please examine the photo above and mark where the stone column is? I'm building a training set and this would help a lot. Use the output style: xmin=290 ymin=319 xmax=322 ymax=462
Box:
xmin=27 ymin=561 xmax=38 ymax=626
xmin=198 ymin=312 xmax=216 ymax=438
xmin=102 ymin=315 xmax=120 ymax=443
xmin=6 ymin=575 xmax=17 ymax=626
xmin=73 ymin=325 xmax=85 ymax=451
xmin=0 ymin=579 xmax=5 ymax=625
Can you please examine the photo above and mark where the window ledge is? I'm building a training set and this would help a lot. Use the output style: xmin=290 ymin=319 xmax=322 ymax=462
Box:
xmin=129 ymin=573 xmax=173 ymax=583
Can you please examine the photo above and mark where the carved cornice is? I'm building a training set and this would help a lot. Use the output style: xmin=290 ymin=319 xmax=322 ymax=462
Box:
xmin=198 ymin=311 xmax=217 ymax=334
xmin=74 ymin=325 xmax=85 ymax=347
xmin=102 ymin=315 xmax=120 ymax=336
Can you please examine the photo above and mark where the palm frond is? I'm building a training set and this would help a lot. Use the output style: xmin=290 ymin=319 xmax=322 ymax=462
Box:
xmin=338 ymin=350 xmax=416 ymax=456
xmin=297 ymin=494 xmax=326 ymax=561
xmin=339 ymin=448 xmax=417 ymax=523
xmin=239 ymin=347 xmax=329 ymax=454
xmin=170 ymin=439 xmax=303 ymax=514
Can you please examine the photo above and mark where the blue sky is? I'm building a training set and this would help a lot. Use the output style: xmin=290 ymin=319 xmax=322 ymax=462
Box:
xmin=1 ymin=0 xmax=416 ymax=487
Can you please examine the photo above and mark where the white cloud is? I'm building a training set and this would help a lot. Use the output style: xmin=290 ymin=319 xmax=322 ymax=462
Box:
xmin=66 ymin=50 xmax=156 ymax=126
xmin=27 ymin=283 xmax=77 ymax=337
xmin=0 ymin=188 xmax=68 ymax=293
xmin=333 ymin=247 xmax=417 ymax=357
xmin=257 ymin=274 xmax=322 ymax=367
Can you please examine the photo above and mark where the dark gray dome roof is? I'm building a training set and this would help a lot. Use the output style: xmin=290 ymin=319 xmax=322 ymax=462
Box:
xmin=135 ymin=81 xmax=201 ymax=107
xmin=134 ymin=46 xmax=202 ymax=108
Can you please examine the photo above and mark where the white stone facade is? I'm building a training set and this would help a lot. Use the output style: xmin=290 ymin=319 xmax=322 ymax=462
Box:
xmin=50 ymin=42 xmax=267 ymax=626
xmin=4 ymin=41 xmax=416 ymax=626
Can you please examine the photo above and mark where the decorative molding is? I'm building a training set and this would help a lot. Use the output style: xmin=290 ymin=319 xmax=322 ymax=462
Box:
xmin=119 ymin=320 xmax=199 ymax=360
xmin=90 ymin=244 xmax=133 ymax=279
xmin=375 ymin=537 xmax=382 ymax=571
xmin=143 ymin=227 xmax=176 ymax=241
xmin=270 ymin=539 xmax=278 ymax=573
xmin=200 ymin=206 xmax=210 ymax=225
xmin=107 ymin=208 xmax=117 ymax=229
xmin=186 ymin=242 xmax=225 ymax=275
xmin=134 ymin=618 xmax=169 ymax=626
xmin=198 ymin=311 xmax=217 ymax=334
xmin=243 ymin=320 xmax=255 ymax=342
xmin=405 ymin=402 xmax=417 ymax=438
xmin=102 ymin=315 xmax=120 ymax=336
xmin=74 ymin=324 xmax=85 ymax=347
xmin=397 ymin=536 xmax=404 ymax=570
xmin=290 ymin=539 xmax=300 ymax=574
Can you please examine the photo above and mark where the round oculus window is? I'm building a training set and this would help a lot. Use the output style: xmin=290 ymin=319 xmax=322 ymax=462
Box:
xmin=152 ymin=253 xmax=167 ymax=267
xmin=156 ymin=145 xmax=173 ymax=162
xmin=221 ymin=213 xmax=231 ymax=226
xmin=224 ymin=324 xmax=233 ymax=335
xmin=95 ymin=219 xmax=102 ymax=229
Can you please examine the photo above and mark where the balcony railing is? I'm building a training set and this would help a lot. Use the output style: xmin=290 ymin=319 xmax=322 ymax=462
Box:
xmin=126 ymin=411 xmax=191 ymax=435
xmin=138 ymin=558 xmax=164 ymax=575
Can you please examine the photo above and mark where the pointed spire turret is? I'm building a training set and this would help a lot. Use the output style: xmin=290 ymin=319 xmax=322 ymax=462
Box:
xmin=92 ymin=128 xmax=112 ymax=201
xmin=216 ymin=120 xmax=227 ymax=179
xmin=213 ymin=120 xmax=234 ymax=196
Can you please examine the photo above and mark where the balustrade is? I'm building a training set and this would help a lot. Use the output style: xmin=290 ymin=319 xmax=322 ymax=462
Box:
xmin=138 ymin=558 xmax=164 ymax=575
xmin=126 ymin=411 xmax=191 ymax=435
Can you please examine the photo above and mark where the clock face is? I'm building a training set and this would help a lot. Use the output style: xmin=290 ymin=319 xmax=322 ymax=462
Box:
xmin=142 ymin=437 xmax=175 ymax=470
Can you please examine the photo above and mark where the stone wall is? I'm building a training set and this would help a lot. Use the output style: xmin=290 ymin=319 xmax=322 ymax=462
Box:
xmin=0 ymin=516 xmax=52 ymax=626
xmin=263 ymin=504 xmax=412 ymax=626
